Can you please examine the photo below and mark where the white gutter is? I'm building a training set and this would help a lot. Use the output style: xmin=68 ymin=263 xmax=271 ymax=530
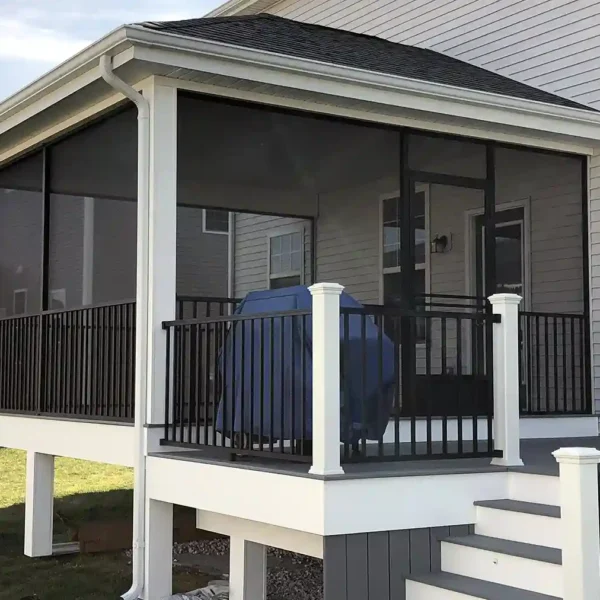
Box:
xmin=99 ymin=54 xmax=150 ymax=600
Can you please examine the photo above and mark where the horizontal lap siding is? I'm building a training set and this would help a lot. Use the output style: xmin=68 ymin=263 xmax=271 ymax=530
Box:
xmin=268 ymin=0 xmax=600 ymax=108
xmin=234 ymin=213 xmax=312 ymax=297
xmin=177 ymin=206 xmax=229 ymax=298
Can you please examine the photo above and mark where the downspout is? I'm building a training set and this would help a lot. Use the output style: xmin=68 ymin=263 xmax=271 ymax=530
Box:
xmin=99 ymin=54 xmax=150 ymax=600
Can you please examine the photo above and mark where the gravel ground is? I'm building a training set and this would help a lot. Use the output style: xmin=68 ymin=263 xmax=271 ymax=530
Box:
xmin=172 ymin=538 xmax=323 ymax=600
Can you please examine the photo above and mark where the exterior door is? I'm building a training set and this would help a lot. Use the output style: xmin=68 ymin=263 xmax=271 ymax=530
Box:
xmin=474 ymin=207 xmax=526 ymax=301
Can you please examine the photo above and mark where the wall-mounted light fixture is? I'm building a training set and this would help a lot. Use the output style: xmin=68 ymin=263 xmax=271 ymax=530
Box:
xmin=431 ymin=234 xmax=451 ymax=254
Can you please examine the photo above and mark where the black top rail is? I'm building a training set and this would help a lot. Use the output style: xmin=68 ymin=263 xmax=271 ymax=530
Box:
xmin=164 ymin=308 xmax=311 ymax=328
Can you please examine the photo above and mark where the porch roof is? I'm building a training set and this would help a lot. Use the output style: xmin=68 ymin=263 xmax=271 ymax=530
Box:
xmin=141 ymin=14 xmax=590 ymax=112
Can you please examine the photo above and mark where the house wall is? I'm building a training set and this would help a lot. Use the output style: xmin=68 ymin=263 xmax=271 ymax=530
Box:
xmin=234 ymin=213 xmax=312 ymax=297
xmin=317 ymin=147 xmax=583 ymax=311
xmin=265 ymin=0 xmax=600 ymax=108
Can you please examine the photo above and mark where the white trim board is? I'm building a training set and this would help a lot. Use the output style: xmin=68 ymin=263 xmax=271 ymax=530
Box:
xmin=0 ymin=415 xmax=135 ymax=466
xmin=195 ymin=510 xmax=323 ymax=558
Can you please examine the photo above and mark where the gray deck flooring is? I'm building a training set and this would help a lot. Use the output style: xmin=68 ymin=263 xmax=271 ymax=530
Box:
xmin=154 ymin=437 xmax=600 ymax=480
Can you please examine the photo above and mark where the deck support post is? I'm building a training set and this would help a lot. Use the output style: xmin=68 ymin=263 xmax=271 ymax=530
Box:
xmin=144 ymin=498 xmax=173 ymax=600
xmin=309 ymin=282 xmax=344 ymax=476
xmin=553 ymin=447 xmax=600 ymax=600
xmin=229 ymin=536 xmax=267 ymax=600
xmin=489 ymin=293 xmax=523 ymax=466
xmin=24 ymin=451 xmax=54 ymax=557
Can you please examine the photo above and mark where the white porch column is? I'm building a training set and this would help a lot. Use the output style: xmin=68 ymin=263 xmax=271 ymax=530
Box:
xmin=309 ymin=283 xmax=344 ymax=476
xmin=553 ymin=448 xmax=600 ymax=600
xmin=24 ymin=451 xmax=54 ymax=557
xmin=143 ymin=499 xmax=173 ymax=600
xmin=488 ymin=293 xmax=523 ymax=467
xmin=145 ymin=81 xmax=178 ymax=430
xmin=229 ymin=536 xmax=267 ymax=600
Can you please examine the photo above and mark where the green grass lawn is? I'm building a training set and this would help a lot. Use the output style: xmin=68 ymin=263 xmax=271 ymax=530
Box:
xmin=0 ymin=449 xmax=205 ymax=600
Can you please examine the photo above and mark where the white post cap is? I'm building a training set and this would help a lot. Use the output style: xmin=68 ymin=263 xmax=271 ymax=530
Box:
xmin=488 ymin=293 xmax=522 ymax=306
xmin=553 ymin=447 xmax=600 ymax=465
xmin=308 ymin=282 xmax=344 ymax=296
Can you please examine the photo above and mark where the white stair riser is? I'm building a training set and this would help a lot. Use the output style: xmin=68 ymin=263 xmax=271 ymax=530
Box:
xmin=475 ymin=506 xmax=561 ymax=549
xmin=441 ymin=542 xmax=562 ymax=596
xmin=508 ymin=472 xmax=560 ymax=506
xmin=405 ymin=580 xmax=478 ymax=600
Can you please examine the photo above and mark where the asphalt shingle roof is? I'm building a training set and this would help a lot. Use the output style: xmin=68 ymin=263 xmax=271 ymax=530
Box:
xmin=141 ymin=14 xmax=592 ymax=112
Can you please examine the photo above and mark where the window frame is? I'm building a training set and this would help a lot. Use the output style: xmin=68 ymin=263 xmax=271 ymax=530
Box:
xmin=202 ymin=208 xmax=230 ymax=235
xmin=266 ymin=225 xmax=305 ymax=289
xmin=379 ymin=184 xmax=431 ymax=305
xmin=13 ymin=289 xmax=28 ymax=315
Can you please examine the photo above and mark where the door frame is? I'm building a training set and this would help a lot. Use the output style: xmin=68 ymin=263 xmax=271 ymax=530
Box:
xmin=464 ymin=197 xmax=532 ymax=310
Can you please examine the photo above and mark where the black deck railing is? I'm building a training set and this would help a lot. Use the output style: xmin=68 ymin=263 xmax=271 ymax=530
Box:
xmin=163 ymin=309 xmax=313 ymax=461
xmin=0 ymin=301 xmax=135 ymax=421
xmin=339 ymin=303 xmax=496 ymax=463
xmin=176 ymin=296 xmax=240 ymax=320
xmin=519 ymin=311 xmax=591 ymax=415
xmin=162 ymin=295 xmax=497 ymax=464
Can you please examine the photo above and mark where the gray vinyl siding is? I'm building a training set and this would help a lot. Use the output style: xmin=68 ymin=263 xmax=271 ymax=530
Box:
xmin=323 ymin=525 xmax=474 ymax=600
xmin=267 ymin=0 xmax=600 ymax=108
xmin=234 ymin=213 xmax=312 ymax=297
xmin=177 ymin=206 xmax=229 ymax=298
xmin=589 ymin=154 xmax=600 ymax=411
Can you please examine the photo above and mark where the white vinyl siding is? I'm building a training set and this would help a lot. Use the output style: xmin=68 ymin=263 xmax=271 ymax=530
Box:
xmin=267 ymin=0 xmax=600 ymax=108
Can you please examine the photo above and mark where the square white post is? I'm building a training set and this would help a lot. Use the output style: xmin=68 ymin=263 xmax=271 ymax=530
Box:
xmin=143 ymin=499 xmax=173 ymax=600
xmin=309 ymin=283 xmax=344 ymax=476
xmin=24 ymin=451 xmax=54 ymax=557
xmin=146 ymin=81 xmax=178 ymax=429
xmin=553 ymin=448 xmax=600 ymax=600
xmin=488 ymin=293 xmax=523 ymax=467
xmin=229 ymin=536 xmax=266 ymax=600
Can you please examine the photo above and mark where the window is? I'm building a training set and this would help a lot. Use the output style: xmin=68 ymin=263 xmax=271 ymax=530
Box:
xmin=50 ymin=289 xmax=66 ymax=311
xmin=13 ymin=289 xmax=27 ymax=315
xmin=381 ymin=188 xmax=429 ymax=341
xmin=269 ymin=230 xmax=304 ymax=289
xmin=203 ymin=209 xmax=229 ymax=234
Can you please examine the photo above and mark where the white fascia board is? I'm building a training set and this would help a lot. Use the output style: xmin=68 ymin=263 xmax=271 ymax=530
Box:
xmin=0 ymin=28 xmax=132 ymax=135
xmin=126 ymin=25 xmax=600 ymax=146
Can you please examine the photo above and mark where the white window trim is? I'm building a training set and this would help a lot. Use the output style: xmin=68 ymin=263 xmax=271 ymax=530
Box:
xmin=202 ymin=208 xmax=230 ymax=235
xmin=378 ymin=183 xmax=431 ymax=304
xmin=463 ymin=197 xmax=531 ymax=311
xmin=13 ymin=288 xmax=28 ymax=315
xmin=266 ymin=225 xmax=306 ymax=287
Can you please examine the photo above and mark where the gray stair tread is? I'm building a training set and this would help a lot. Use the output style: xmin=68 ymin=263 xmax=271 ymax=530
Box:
xmin=408 ymin=573 xmax=561 ymax=600
xmin=474 ymin=499 xmax=560 ymax=518
xmin=443 ymin=535 xmax=562 ymax=565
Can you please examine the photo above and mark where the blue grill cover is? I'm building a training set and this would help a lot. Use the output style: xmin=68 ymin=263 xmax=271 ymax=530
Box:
xmin=216 ymin=286 xmax=395 ymax=442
